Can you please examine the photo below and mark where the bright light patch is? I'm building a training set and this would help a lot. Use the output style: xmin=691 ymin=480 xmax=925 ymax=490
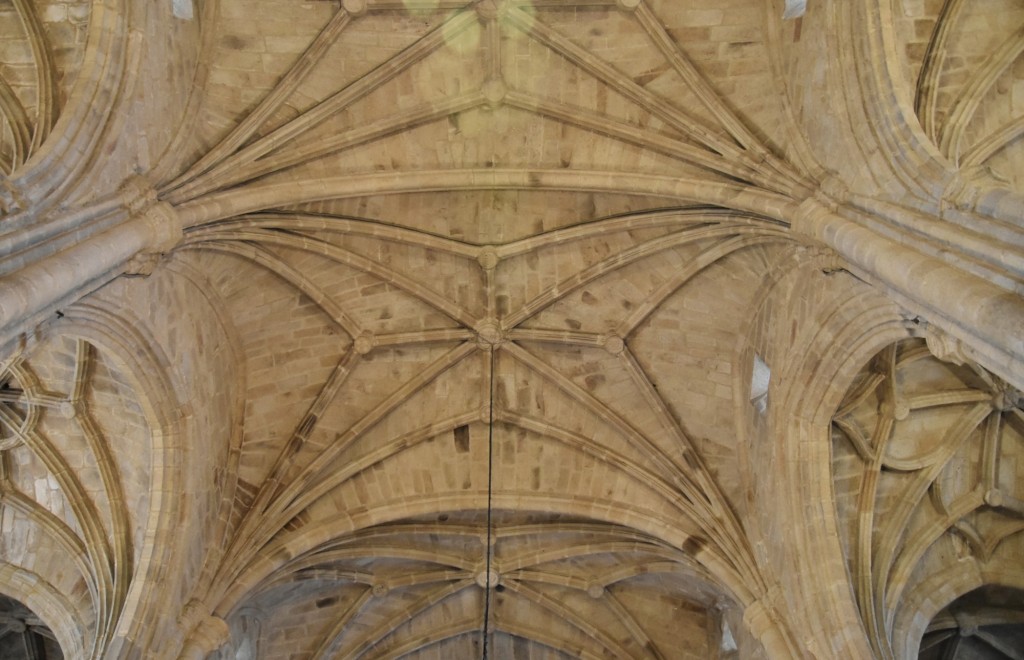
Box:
xmin=443 ymin=11 xmax=482 ymax=55
xmin=721 ymin=619 xmax=738 ymax=652
xmin=751 ymin=353 xmax=770 ymax=414
xmin=783 ymin=0 xmax=807 ymax=19
xmin=172 ymin=0 xmax=193 ymax=19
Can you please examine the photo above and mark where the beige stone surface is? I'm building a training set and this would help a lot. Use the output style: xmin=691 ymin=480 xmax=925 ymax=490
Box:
xmin=0 ymin=0 xmax=1021 ymax=658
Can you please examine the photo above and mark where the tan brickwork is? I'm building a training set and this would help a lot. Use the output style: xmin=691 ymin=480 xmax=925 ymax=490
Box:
xmin=0 ymin=0 xmax=1022 ymax=658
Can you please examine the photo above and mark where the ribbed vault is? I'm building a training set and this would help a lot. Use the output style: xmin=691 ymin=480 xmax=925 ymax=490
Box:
xmin=145 ymin=2 xmax=812 ymax=653
xmin=0 ymin=335 xmax=154 ymax=657
xmin=832 ymin=338 xmax=1024 ymax=659
xmin=0 ymin=0 xmax=1022 ymax=657
xmin=0 ymin=0 xmax=88 ymax=180
xmin=899 ymin=0 xmax=1024 ymax=187
xmin=213 ymin=511 xmax=726 ymax=659
xmin=175 ymin=204 xmax=797 ymax=655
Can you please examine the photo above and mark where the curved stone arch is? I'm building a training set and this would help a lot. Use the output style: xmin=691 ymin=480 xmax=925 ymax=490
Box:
xmin=847 ymin=0 xmax=1024 ymax=223
xmin=213 ymin=493 xmax=759 ymax=620
xmin=0 ymin=562 xmax=88 ymax=659
xmin=4 ymin=0 xmax=211 ymax=219
xmin=935 ymin=26 xmax=1024 ymax=166
xmin=176 ymin=170 xmax=801 ymax=228
xmin=733 ymin=251 xmax=915 ymax=657
xmin=775 ymin=313 xmax=914 ymax=657
xmin=56 ymin=261 xmax=250 ymax=656
xmin=145 ymin=0 xmax=218 ymax=187
xmin=219 ymin=500 xmax=748 ymax=658
xmin=780 ymin=1 xmax=941 ymax=203
xmin=731 ymin=245 xmax=845 ymax=477
xmin=744 ymin=246 xmax=915 ymax=425
xmin=54 ymin=300 xmax=187 ymax=655
xmin=5 ymin=0 xmax=132 ymax=213
xmin=829 ymin=337 xmax=1024 ymax=651
xmin=1 ymin=300 xmax=189 ymax=657
xmin=778 ymin=0 xmax=1024 ymax=275
xmin=731 ymin=244 xmax=842 ymax=400
xmin=158 ymin=257 xmax=249 ymax=596
xmin=844 ymin=0 xmax=954 ymax=197
xmin=892 ymin=561 xmax=1024 ymax=659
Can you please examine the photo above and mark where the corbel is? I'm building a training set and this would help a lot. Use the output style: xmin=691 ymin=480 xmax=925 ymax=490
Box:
xmin=176 ymin=600 xmax=230 ymax=659
xmin=117 ymin=175 xmax=183 ymax=276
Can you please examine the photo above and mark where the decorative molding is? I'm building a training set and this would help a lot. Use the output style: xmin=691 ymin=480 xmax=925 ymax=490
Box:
xmin=831 ymin=338 xmax=1024 ymax=657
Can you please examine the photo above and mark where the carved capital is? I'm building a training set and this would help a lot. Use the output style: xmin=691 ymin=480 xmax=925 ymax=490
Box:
xmin=940 ymin=166 xmax=994 ymax=214
xmin=178 ymin=600 xmax=230 ymax=659
xmin=793 ymin=243 xmax=844 ymax=273
xmin=140 ymin=201 xmax=183 ymax=254
xmin=119 ymin=179 xmax=182 ymax=276
xmin=177 ymin=599 xmax=205 ymax=634
xmin=118 ymin=174 xmax=159 ymax=217
xmin=196 ymin=615 xmax=230 ymax=650
xmin=921 ymin=322 xmax=971 ymax=367
xmin=123 ymin=252 xmax=164 ymax=277
xmin=742 ymin=589 xmax=797 ymax=658
xmin=816 ymin=172 xmax=850 ymax=209
xmin=791 ymin=197 xmax=834 ymax=240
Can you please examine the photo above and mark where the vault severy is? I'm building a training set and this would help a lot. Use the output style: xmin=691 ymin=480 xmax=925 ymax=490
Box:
xmin=0 ymin=0 xmax=1022 ymax=657
xmin=212 ymin=510 xmax=729 ymax=658
xmin=172 ymin=202 xmax=794 ymax=656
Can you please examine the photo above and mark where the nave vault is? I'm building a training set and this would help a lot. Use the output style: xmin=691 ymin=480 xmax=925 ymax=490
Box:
xmin=0 ymin=0 xmax=1022 ymax=657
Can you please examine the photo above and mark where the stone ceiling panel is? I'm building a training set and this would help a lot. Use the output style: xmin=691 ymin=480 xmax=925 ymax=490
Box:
xmin=0 ymin=331 xmax=165 ymax=657
xmin=215 ymin=512 xmax=729 ymax=658
xmin=0 ymin=0 xmax=90 ymax=175
xmin=290 ymin=191 xmax=698 ymax=242
xmin=831 ymin=338 xmax=1024 ymax=658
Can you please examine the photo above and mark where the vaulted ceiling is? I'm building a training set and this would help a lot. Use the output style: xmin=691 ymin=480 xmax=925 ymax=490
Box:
xmin=0 ymin=0 xmax=1022 ymax=658
xmin=162 ymin=2 xmax=804 ymax=653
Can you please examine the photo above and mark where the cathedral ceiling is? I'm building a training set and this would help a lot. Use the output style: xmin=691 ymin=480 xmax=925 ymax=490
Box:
xmin=119 ymin=0 xmax=816 ymax=655
xmin=831 ymin=338 xmax=1024 ymax=658
xmin=0 ymin=0 xmax=1022 ymax=657
xmin=154 ymin=1 xmax=812 ymax=655
xmin=0 ymin=0 xmax=825 ymax=654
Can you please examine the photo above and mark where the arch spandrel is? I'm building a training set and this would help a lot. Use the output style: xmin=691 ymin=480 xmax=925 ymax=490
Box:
xmin=735 ymin=253 xmax=914 ymax=659
xmin=0 ymin=0 xmax=91 ymax=185
xmin=75 ymin=265 xmax=247 ymax=656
